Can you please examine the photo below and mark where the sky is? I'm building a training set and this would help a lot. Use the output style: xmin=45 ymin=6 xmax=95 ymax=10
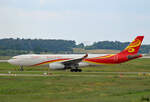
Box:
xmin=0 ymin=0 xmax=150 ymax=45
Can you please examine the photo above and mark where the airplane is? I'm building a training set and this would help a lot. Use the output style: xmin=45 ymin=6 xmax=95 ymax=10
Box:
xmin=8 ymin=36 xmax=144 ymax=72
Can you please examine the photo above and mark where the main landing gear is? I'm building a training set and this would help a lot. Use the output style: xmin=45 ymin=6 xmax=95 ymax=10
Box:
xmin=70 ymin=64 xmax=82 ymax=72
xmin=70 ymin=69 xmax=82 ymax=72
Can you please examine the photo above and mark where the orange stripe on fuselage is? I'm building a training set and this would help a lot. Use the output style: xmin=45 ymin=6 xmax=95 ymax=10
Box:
xmin=32 ymin=58 xmax=70 ymax=66
xmin=93 ymin=54 xmax=115 ymax=59
xmin=83 ymin=60 xmax=114 ymax=65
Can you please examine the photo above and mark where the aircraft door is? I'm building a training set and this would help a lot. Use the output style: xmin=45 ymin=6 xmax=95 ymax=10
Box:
xmin=114 ymin=55 xmax=118 ymax=62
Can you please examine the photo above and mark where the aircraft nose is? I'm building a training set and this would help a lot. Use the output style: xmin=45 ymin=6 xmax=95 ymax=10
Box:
xmin=8 ymin=59 xmax=17 ymax=65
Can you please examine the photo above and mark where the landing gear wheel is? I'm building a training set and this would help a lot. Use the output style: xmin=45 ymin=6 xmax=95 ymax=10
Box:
xmin=20 ymin=66 xmax=24 ymax=71
xmin=70 ymin=69 xmax=82 ymax=72
xmin=70 ymin=69 xmax=74 ymax=72
xmin=78 ymin=69 xmax=82 ymax=72
xmin=75 ymin=69 xmax=78 ymax=72
xmin=70 ymin=64 xmax=82 ymax=72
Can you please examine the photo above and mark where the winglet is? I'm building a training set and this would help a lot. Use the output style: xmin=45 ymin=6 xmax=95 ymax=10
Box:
xmin=83 ymin=53 xmax=88 ymax=59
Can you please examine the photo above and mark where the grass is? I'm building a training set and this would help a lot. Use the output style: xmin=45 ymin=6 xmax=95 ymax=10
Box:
xmin=0 ymin=75 xmax=150 ymax=102
xmin=0 ymin=58 xmax=150 ymax=102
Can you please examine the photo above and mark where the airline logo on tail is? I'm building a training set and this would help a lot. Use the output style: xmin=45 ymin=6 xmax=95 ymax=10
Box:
xmin=125 ymin=39 xmax=142 ymax=53
xmin=119 ymin=36 xmax=144 ymax=55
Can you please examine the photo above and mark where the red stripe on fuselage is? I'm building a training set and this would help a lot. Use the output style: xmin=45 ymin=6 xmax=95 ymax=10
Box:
xmin=32 ymin=58 xmax=70 ymax=66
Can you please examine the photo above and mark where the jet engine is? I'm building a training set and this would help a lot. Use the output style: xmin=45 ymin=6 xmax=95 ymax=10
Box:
xmin=49 ymin=62 xmax=65 ymax=70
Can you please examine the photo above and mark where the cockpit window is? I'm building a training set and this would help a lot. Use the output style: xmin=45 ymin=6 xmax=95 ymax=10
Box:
xmin=12 ymin=56 xmax=17 ymax=59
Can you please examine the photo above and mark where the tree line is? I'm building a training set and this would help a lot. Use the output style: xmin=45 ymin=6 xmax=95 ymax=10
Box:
xmin=85 ymin=41 xmax=150 ymax=54
xmin=0 ymin=38 xmax=149 ymax=56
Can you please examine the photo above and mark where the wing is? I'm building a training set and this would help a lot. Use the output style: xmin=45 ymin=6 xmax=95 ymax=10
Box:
xmin=61 ymin=54 xmax=88 ymax=65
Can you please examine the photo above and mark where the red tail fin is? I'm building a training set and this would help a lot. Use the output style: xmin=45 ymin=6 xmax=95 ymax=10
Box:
xmin=119 ymin=36 xmax=144 ymax=55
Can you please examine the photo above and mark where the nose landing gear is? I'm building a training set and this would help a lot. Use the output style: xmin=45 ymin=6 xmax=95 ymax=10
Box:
xmin=20 ymin=66 xmax=24 ymax=71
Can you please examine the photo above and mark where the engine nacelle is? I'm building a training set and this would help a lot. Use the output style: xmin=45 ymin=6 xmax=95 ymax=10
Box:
xmin=49 ymin=62 xmax=65 ymax=70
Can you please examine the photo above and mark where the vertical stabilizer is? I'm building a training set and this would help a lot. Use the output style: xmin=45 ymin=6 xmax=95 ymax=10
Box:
xmin=119 ymin=36 xmax=144 ymax=55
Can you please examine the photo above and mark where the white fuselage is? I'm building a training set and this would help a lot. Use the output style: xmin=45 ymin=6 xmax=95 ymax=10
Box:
xmin=8 ymin=54 xmax=106 ymax=67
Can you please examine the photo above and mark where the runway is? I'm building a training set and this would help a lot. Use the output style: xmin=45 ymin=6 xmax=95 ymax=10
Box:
xmin=0 ymin=71 xmax=150 ymax=77
xmin=143 ymin=56 xmax=150 ymax=58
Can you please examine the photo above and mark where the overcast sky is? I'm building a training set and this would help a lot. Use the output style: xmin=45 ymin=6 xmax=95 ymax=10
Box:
xmin=0 ymin=0 xmax=150 ymax=44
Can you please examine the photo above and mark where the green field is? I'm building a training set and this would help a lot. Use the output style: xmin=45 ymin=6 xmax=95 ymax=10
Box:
xmin=0 ymin=58 xmax=150 ymax=102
